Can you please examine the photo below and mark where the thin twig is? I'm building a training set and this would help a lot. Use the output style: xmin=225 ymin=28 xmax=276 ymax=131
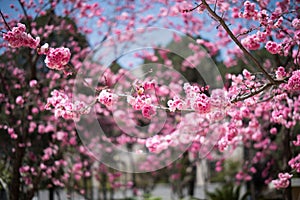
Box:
xmin=231 ymin=83 xmax=272 ymax=103
xmin=182 ymin=3 xmax=202 ymax=13
xmin=295 ymin=44 xmax=300 ymax=68
xmin=201 ymin=0 xmax=276 ymax=85
xmin=0 ymin=10 xmax=11 ymax=31
xmin=256 ymin=94 xmax=275 ymax=104
xmin=254 ymin=0 xmax=296 ymax=23
xmin=213 ymin=0 xmax=218 ymax=12
xmin=236 ymin=25 xmax=262 ymax=38
xmin=34 ymin=2 xmax=51 ymax=20
xmin=18 ymin=0 xmax=31 ymax=32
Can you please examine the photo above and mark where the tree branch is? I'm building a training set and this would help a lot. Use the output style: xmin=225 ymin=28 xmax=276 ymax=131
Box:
xmin=230 ymin=83 xmax=273 ymax=103
xmin=0 ymin=10 xmax=11 ymax=31
xmin=201 ymin=0 xmax=276 ymax=84
xmin=182 ymin=3 xmax=202 ymax=13
xmin=18 ymin=0 xmax=31 ymax=32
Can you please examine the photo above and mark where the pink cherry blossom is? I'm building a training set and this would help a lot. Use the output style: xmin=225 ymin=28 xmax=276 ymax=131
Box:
xmin=275 ymin=66 xmax=286 ymax=80
xmin=192 ymin=93 xmax=211 ymax=114
xmin=45 ymin=90 xmax=90 ymax=121
xmin=215 ymin=160 xmax=223 ymax=172
xmin=3 ymin=23 xmax=40 ymax=49
xmin=38 ymin=43 xmax=49 ymax=55
xmin=236 ymin=171 xmax=252 ymax=181
xmin=56 ymin=131 xmax=65 ymax=141
xmin=142 ymin=80 xmax=156 ymax=90
xmin=167 ymin=96 xmax=186 ymax=112
xmin=2 ymin=0 xmax=300 ymax=199
xmin=182 ymin=83 xmax=212 ymax=113
xmin=97 ymin=89 xmax=118 ymax=107
xmin=265 ymin=41 xmax=282 ymax=54
xmin=141 ymin=104 xmax=156 ymax=119
xmin=272 ymin=173 xmax=293 ymax=189
xmin=292 ymin=18 xmax=300 ymax=29
xmin=8 ymin=128 xmax=18 ymax=139
xmin=126 ymin=80 xmax=159 ymax=118
xmin=29 ymin=80 xmax=38 ymax=87
xmin=145 ymin=135 xmax=171 ymax=153
xmin=16 ymin=96 xmax=24 ymax=105
xmin=287 ymin=70 xmax=300 ymax=91
xmin=289 ymin=154 xmax=300 ymax=172
xmin=241 ymin=34 xmax=260 ymax=50
xmin=293 ymin=135 xmax=300 ymax=146
xmin=44 ymin=47 xmax=71 ymax=70
xmin=270 ymin=127 xmax=277 ymax=135
xmin=240 ymin=1 xmax=257 ymax=19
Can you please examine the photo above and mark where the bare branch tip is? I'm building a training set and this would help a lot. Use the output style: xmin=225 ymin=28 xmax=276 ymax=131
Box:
xmin=0 ymin=10 xmax=12 ymax=31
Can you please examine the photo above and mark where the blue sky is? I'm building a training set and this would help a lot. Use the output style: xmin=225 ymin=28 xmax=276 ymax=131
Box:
xmin=0 ymin=0 xmax=222 ymax=67
xmin=0 ymin=0 xmax=173 ymax=67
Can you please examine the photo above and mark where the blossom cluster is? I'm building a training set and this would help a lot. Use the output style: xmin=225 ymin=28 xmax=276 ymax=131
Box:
xmin=293 ymin=135 xmax=300 ymax=146
xmin=145 ymin=135 xmax=172 ymax=153
xmin=272 ymin=173 xmax=293 ymax=189
xmin=236 ymin=2 xmax=300 ymax=60
xmin=240 ymin=1 xmax=257 ymax=19
xmin=45 ymin=90 xmax=90 ymax=121
xmin=168 ymin=83 xmax=211 ymax=114
xmin=2 ymin=1 xmax=300 ymax=197
xmin=16 ymin=96 xmax=25 ymax=105
xmin=144 ymin=112 xmax=209 ymax=154
xmin=236 ymin=171 xmax=252 ymax=182
xmin=167 ymin=96 xmax=185 ymax=112
xmin=275 ymin=66 xmax=286 ymax=80
xmin=292 ymin=18 xmax=300 ymax=29
xmin=241 ymin=34 xmax=261 ymax=50
xmin=192 ymin=93 xmax=211 ymax=114
xmin=8 ymin=128 xmax=18 ymax=140
xmin=217 ymin=122 xmax=239 ymax=152
xmin=289 ymin=154 xmax=300 ymax=173
xmin=127 ymin=80 xmax=157 ymax=119
xmin=2 ymin=23 xmax=71 ymax=71
xmin=265 ymin=41 xmax=282 ymax=54
xmin=3 ymin=23 xmax=40 ymax=48
xmin=144 ymin=126 xmax=197 ymax=154
xmin=38 ymin=43 xmax=71 ymax=71
xmin=168 ymin=83 xmax=230 ymax=121
xmin=97 ymin=89 xmax=118 ymax=108
xmin=287 ymin=70 xmax=300 ymax=91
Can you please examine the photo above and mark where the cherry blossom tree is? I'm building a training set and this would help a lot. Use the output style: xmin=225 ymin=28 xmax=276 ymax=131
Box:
xmin=0 ymin=0 xmax=300 ymax=200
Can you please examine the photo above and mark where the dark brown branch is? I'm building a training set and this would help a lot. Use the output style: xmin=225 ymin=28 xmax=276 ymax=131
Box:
xmin=30 ymin=54 xmax=38 ymax=80
xmin=213 ymin=0 xmax=218 ymax=12
xmin=18 ymin=0 xmax=31 ymax=32
xmin=34 ymin=2 xmax=51 ymax=20
xmin=236 ymin=25 xmax=262 ymax=38
xmin=231 ymin=83 xmax=273 ymax=103
xmin=201 ymin=0 xmax=276 ymax=85
xmin=295 ymin=45 xmax=300 ymax=68
xmin=254 ymin=0 xmax=296 ymax=22
xmin=0 ymin=10 xmax=11 ymax=31
xmin=231 ymin=78 xmax=286 ymax=103
xmin=182 ymin=3 xmax=202 ymax=13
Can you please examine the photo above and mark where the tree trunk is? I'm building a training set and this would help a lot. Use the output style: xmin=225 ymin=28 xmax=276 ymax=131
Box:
xmin=188 ymin=164 xmax=196 ymax=197
xmin=90 ymin=177 xmax=94 ymax=200
xmin=283 ymin=128 xmax=292 ymax=200
xmin=101 ymin=173 xmax=107 ymax=200
xmin=49 ymin=187 xmax=54 ymax=200
xmin=9 ymin=144 xmax=25 ymax=200
xmin=250 ymin=182 xmax=256 ymax=200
